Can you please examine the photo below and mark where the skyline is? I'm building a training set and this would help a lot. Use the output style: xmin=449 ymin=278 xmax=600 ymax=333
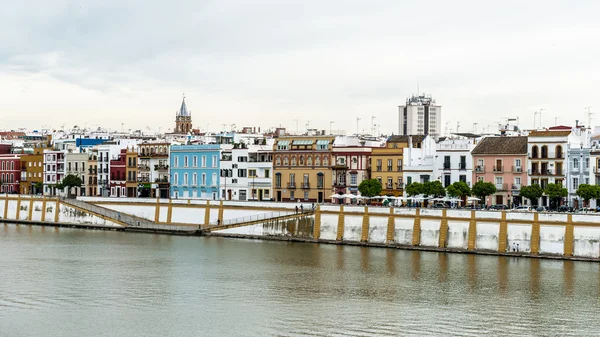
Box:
xmin=2 ymin=1 xmax=599 ymax=133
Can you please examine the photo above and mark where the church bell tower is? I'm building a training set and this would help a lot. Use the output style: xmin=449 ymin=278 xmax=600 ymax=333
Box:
xmin=174 ymin=95 xmax=192 ymax=134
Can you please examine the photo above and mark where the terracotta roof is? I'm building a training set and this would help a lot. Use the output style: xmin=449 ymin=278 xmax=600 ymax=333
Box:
xmin=528 ymin=130 xmax=571 ymax=137
xmin=471 ymin=136 xmax=527 ymax=155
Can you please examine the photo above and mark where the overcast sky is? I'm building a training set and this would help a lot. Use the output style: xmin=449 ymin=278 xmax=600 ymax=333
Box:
xmin=2 ymin=0 xmax=600 ymax=135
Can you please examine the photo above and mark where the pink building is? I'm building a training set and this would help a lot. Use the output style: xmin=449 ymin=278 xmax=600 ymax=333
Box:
xmin=472 ymin=136 xmax=528 ymax=207
xmin=0 ymin=154 xmax=22 ymax=193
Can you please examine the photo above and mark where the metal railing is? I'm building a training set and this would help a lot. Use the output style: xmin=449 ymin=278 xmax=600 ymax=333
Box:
xmin=211 ymin=210 xmax=311 ymax=226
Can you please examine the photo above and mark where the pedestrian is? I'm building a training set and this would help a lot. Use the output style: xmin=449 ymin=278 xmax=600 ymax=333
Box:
xmin=516 ymin=243 xmax=520 ymax=252
xmin=312 ymin=202 xmax=315 ymax=211
xmin=295 ymin=205 xmax=298 ymax=214
xmin=300 ymin=204 xmax=304 ymax=213
xmin=217 ymin=219 xmax=220 ymax=226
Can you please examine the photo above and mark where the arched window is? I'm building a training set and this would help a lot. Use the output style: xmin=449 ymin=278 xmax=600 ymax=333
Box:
xmin=10 ymin=173 xmax=14 ymax=183
xmin=532 ymin=146 xmax=538 ymax=159
xmin=323 ymin=156 xmax=329 ymax=166
xmin=307 ymin=156 xmax=313 ymax=166
xmin=315 ymin=156 xmax=321 ymax=166
xmin=299 ymin=156 xmax=304 ymax=166
xmin=556 ymin=145 xmax=563 ymax=159
xmin=291 ymin=156 xmax=297 ymax=166
xmin=541 ymin=145 xmax=548 ymax=159
xmin=10 ymin=162 xmax=14 ymax=170
xmin=283 ymin=156 xmax=289 ymax=166
xmin=275 ymin=156 xmax=281 ymax=166
xmin=1 ymin=162 xmax=4 ymax=170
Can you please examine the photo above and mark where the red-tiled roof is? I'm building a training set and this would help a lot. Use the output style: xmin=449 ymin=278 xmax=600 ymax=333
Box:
xmin=471 ymin=136 xmax=527 ymax=155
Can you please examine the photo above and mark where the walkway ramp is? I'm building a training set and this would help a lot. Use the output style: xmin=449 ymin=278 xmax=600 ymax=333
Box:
xmin=205 ymin=210 xmax=314 ymax=233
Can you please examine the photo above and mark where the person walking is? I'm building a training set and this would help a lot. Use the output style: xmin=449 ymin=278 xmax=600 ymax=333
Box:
xmin=295 ymin=205 xmax=299 ymax=214
xmin=300 ymin=204 xmax=304 ymax=213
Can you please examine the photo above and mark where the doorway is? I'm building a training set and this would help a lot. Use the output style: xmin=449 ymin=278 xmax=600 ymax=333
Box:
xmin=259 ymin=189 xmax=263 ymax=201
xmin=277 ymin=191 xmax=282 ymax=202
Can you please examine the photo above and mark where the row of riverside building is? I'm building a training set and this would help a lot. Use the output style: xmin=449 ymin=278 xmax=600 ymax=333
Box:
xmin=2 ymin=97 xmax=600 ymax=209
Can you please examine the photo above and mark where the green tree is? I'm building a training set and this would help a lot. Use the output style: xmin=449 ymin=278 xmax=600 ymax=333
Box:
xmin=471 ymin=181 xmax=497 ymax=203
xmin=544 ymin=183 xmax=568 ymax=210
xmin=405 ymin=182 xmax=424 ymax=196
xmin=519 ymin=184 xmax=543 ymax=206
xmin=446 ymin=181 xmax=471 ymax=198
xmin=423 ymin=180 xmax=446 ymax=197
xmin=58 ymin=174 xmax=83 ymax=198
xmin=358 ymin=179 xmax=382 ymax=198
xmin=576 ymin=184 xmax=600 ymax=208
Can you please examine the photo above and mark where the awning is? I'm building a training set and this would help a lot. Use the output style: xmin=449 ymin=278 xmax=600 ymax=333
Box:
xmin=316 ymin=140 xmax=330 ymax=145
xmin=277 ymin=140 xmax=290 ymax=146
xmin=292 ymin=140 xmax=313 ymax=145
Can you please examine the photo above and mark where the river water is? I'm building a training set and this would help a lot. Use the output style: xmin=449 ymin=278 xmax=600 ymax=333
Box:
xmin=1 ymin=224 xmax=599 ymax=337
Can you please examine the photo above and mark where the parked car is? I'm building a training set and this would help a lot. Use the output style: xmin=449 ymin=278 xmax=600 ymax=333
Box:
xmin=536 ymin=206 xmax=548 ymax=212
xmin=432 ymin=203 xmax=449 ymax=209
xmin=557 ymin=205 xmax=573 ymax=212
xmin=490 ymin=204 xmax=508 ymax=210
xmin=514 ymin=206 xmax=532 ymax=212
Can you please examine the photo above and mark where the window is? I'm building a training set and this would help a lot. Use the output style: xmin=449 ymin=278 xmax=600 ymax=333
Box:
xmin=283 ymin=157 xmax=289 ymax=166
xmin=317 ymin=175 xmax=324 ymax=188
xmin=443 ymin=156 xmax=451 ymax=169
xmin=304 ymin=191 xmax=309 ymax=200
xmin=174 ymin=157 xmax=179 ymax=168
xmin=201 ymin=173 xmax=206 ymax=186
xmin=238 ymin=169 xmax=247 ymax=177
xmin=265 ymin=169 xmax=270 ymax=178
xmin=387 ymin=159 xmax=393 ymax=171
xmin=299 ymin=156 xmax=304 ymax=166
xmin=407 ymin=176 xmax=412 ymax=185
xmin=315 ymin=156 xmax=321 ymax=166
xmin=397 ymin=159 xmax=402 ymax=171
xmin=573 ymin=158 xmax=579 ymax=169
xmin=185 ymin=156 xmax=189 ymax=167
xmin=290 ymin=191 xmax=295 ymax=200
xmin=249 ymin=169 xmax=257 ymax=177
xmin=532 ymin=146 xmax=539 ymax=158
xmin=478 ymin=176 xmax=484 ymax=182
xmin=444 ymin=175 xmax=451 ymax=187
xmin=307 ymin=156 xmax=313 ymax=166
xmin=289 ymin=173 xmax=295 ymax=186
xmin=193 ymin=156 xmax=198 ymax=167
xmin=174 ymin=173 xmax=179 ymax=185
xmin=515 ymin=159 xmax=521 ymax=167
xmin=193 ymin=173 xmax=198 ymax=185
xmin=515 ymin=177 xmax=521 ymax=186
xmin=376 ymin=159 xmax=382 ymax=171
xmin=275 ymin=173 xmax=282 ymax=188
xmin=350 ymin=173 xmax=357 ymax=186
xmin=459 ymin=175 xmax=466 ymax=183
xmin=387 ymin=177 xmax=393 ymax=188
xmin=201 ymin=156 xmax=206 ymax=167
xmin=323 ymin=156 xmax=329 ymax=166
xmin=586 ymin=158 xmax=590 ymax=168
xmin=212 ymin=173 xmax=217 ymax=186
xmin=183 ymin=173 xmax=188 ymax=185
xmin=495 ymin=177 xmax=503 ymax=184
xmin=291 ymin=156 xmax=297 ymax=166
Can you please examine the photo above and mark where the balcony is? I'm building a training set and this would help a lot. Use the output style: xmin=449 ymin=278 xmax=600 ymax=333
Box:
xmin=376 ymin=166 xmax=382 ymax=172
xmin=386 ymin=183 xmax=393 ymax=189
xmin=459 ymin=163 xmax=467 ymax=170
xmin=529 ymin=169 xmax=540 ymax=175
xmin=512 ymin=184 xmax=521 ymax=190
xmin=154 ymin=164 xmax=169 ymax=171
xmin=397 ymin=183 xmax=405 ymax=189
xmin=443 ymin=163 xmax=451 ymax=170
xmin=103 ymin=168 xmax=108 ymax=173
xmin=495 ymin=183 xmax=507 ymax=191
xmin=512 ymin=166 xmax=523 ymax=173
xmin=301 ymin=182 xmax=310 ymax=189
xmin=475 ymin=166 xmax=485 ymax=173
xmin=493 ymin=166 xmax=504 ymax=173
xmin=154 ymin=177 xmax=169 ymax=183
xmin=88 ymin=168 xmax=97 ymax=174
xmin=287 ymin=182 xmax=296 ymax=189
xmin=138 ymin=165 xmax=150 ymax=171
xmin=138 ymin=177 xmax=150 ymax=183
xmin=540 ymin=169 xmax=553 ymax=175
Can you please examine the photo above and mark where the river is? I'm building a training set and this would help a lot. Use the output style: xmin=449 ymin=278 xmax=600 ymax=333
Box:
xmin=1 ymin=224 xmax=599 ymax=336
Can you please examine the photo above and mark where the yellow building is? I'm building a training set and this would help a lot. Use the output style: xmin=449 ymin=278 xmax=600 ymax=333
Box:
xmin=273 ymin=136 xmax=335 ymax=203
xmin=370 ymin=135 xmax=424 ymax=196
xmin=87 ymin=149 xmax=98 ymax=196
xmin=19 ymin=143 xmax=49 ymax=195
xmin=125 ymin=147 xmax=138 ymax=197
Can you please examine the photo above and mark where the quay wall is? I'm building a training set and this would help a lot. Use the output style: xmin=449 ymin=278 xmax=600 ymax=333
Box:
xmin=0 ymin=195 xmax=123 ymax=228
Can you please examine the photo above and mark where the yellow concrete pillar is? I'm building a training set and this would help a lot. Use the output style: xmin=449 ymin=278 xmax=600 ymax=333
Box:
xmin=336 ymin=205 xmax=345 ymax=241
xmin=41 ymin=197 xmax=47 ymax=222
xmin=360 ymin=206 xmax=369 ymax=242
xmin=313 ymin=204 xmax=321 ymax=239
xmin=411 ymin=208 xmax=421 ymax=246
xmin=467 ymin=210 xmax=477 ymax=250
xmin=217 ymin=200 xmax=224 ymax=224
xmin=498 ymin=211 xmax=508 ymax=253
xmin=166 ymin=199 xmax=173 ymax=224
xmin=204 ymin=200 xmax=211 ymax=227
xmin=187 ymin=199 xmax=191 ymax=205
xmin=438 ymin=209 xmax=448 ymax=248
xmin=154 ymin=197 xmax=160 ymax=223
xmin=28 ymin=198 xmax=34 ymax=221
xmin=15 ymin=195 xmax=22 ymax=220
xmin=530 ymin=213 xmax=540 ymax=254
xmin=54 ymin=198 xmax=60 ymax=223
xmin=3 ymin=195 xmax=9 ymax=219
xmin=564 ymin=214 xmax=574 ymax=257
xmin=386 ymin=207 xmax=395 ymax=244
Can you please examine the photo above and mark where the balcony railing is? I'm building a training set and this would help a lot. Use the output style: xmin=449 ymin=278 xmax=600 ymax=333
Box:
xmin=138 ymin=165 xmax=150 ymax=171
xmin=512 ymin=166 xmax=523 ymax=173
xmin=287 ymin=182 xmax=296 ymax=189
xmin=397 ymin=183 xmax=405 ymax=189
xmin=386 ymin=184 xmax=393 ymax=189
xmin=512 ymin=184 xmax=521 ymax=190
xmin=154 ymin=164 xmax=169 ymax=171
xmin=493 ymin=166 xmax=504 ymax=173
xmin=301 ymin=182 xmax=310 ymax=189
xmin=138 ymin=177 xmax=150 ymax=182
xmin=475 ymin=166 xmax=485 ymax=173
xmin=459 ymin=163 xmax=467 ymax=170
xmin=376 ymin=166 xmax=382 ymax=172
xmin=154 ymin=177 xmax=169 ymax=183
xmin=443 ymin=163 xmax=451 ymax=170
xmin=103 ymin=168 xmax=108 ymax=173
xmin=495 ymin=183 xmax=507 ymax=190
xmin=88 ymin=168 xmax=97 ymax=174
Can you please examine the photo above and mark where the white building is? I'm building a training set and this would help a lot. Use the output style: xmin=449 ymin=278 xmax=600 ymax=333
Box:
xmin=43 ymin=149 xmax=65 ymax=196
xmin=434 ymin=137 xmax=477 ymax=188
xmin=403 ymin=135 xmax=436 ymax=189
xmin=247 ymin=142 xmax=274 ymax=201
xmin=97 ymin=140 xmax=137 ymax=197
xmin=398 ymin=94 xmax=442 ymax=140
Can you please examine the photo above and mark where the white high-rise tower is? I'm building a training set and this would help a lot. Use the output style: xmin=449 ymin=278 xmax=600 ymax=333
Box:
xmin=398 ymin=94 xmax=441 ymax=139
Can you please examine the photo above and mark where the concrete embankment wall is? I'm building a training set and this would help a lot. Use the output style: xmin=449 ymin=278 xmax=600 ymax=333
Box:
xmin=0 ymin=194 xmax=122 ymax=228
xmin=211 ymin=204 xmax=600 ymax=260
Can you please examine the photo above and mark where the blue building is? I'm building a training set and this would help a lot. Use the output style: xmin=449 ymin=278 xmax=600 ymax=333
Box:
xmin=170 ymin=144 xmax=221 ymax=199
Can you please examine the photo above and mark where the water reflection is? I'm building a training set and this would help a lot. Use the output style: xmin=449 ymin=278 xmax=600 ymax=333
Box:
xmin=498 ymin=257 xmax=508 ymax=295
xmin=563 ymin=260 xmax=574 ymax=297
xmin=529 ymin=258 xmax=540 ymax=301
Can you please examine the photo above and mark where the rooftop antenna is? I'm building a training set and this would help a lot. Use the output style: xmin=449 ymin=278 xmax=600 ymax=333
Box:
xmin=539 ymin=108 xmax=546 ymax=128
xmin=456 ymin=122 xmax=460 ymax=134
xmin=371 ymin=116 xmax=376 ymax=136
xmin=356 ymin=117 xmax=361 ymax=135
xmin=473 ymin=123 xmax=478 ymax=134
xmin=586 ymin=106 xmax=593 ymax=130
xmin=445 ymin=121 xmax=450 ymax=137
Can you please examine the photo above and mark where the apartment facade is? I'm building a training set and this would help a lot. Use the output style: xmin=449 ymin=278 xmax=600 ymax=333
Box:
xmin=472 ymin=136 xmax=528 ymax=207
xmin=43 ymin=150 xmax=65 ymax=196
xmin=403 ymin=135 xmax=435 ymax=188
xmin=248 ymin=143 xmax=273 ymax=201
xmin=331 ymin=136 xmax=377 ymax=197
xmin=109 ymin=149 xmax=127 ymax=197
xmin=220 ymin=144 xmax=274 ymax=201
xmin=19 ymin=144 xmax=47 ymax=195
xmin=371 ymin=136 xmax=418 ymax=197
xmin=137 ymin=142 xmax=170 ymax=198
xmin=434 ymin=137 xmax=476 ymax=188
xmin=87 ymin=150 xmax=98 ymax=196
xmin=125 ymin=147 xmax=138 ymax=197
xmin=170 ymin=144 xmax=220 ymax=199
xmin=0 ymin=154 xmax=21 ymax=194
xmin=398 ymin=94 xmax=442 ymax=139
xmin=272 ymin=136 xmax=335 ymax=203
xmin=527 ymin=130 xmax=570 ymax=207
